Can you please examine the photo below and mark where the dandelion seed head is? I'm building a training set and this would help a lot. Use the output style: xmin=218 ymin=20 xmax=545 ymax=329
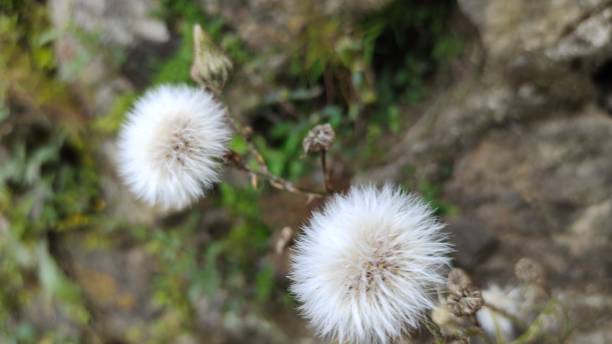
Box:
xmin=290 ymin=184 xmax=451 ymax=343
xmin=117 ymin=84 xmax=231 ymax=210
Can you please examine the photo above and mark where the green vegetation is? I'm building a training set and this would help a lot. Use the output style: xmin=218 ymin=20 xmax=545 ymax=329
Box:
xmin=0 ymin=0 xmax=461 ymax=341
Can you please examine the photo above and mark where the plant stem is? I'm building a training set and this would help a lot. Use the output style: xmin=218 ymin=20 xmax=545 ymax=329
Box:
xmin=320 ymin=149 xmax=333 ymax=193
xmin=222 ymin=112 xmax=324 ymax=199
xmin=192 ymin=49 xmax=324 ymax=200
xmin=225 ymin=150 xmax=324 ymax=199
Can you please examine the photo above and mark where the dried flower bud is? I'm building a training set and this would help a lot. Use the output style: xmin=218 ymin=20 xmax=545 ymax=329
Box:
xmin=446 ymin=284 xmax=483 ymax=316
xmin=431 ymin=305 xmax=464 ymax=338
xmin=191 ymin=24 xmax=232 ymax=93
xmin=447 ymin=268 xmax=472 ymax=295
xmin=302 ymin=124 xmax=335 ymax=154
xmin=446 ymin=268 xmax=483 ymax=317
xmin=242 ymin=125 xmax=253 ymax=139
xmin=515 ymin=257 xmax=545 ymax=285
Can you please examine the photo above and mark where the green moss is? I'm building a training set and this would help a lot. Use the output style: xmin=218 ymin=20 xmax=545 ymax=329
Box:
xmin=1 ymin=127 xmax=103 ymax=234
xmin=0 ymin=0 xmax=467 ymax=340
xmin=152 ymin=22 xmax=196 ymax=86
xmin=93 ymin=92 xmax=137 ymax=135
xmin=151 ymin=0 xmax=247 ymax=86
xmin=0 ymin=31 xmax=99 ymax=331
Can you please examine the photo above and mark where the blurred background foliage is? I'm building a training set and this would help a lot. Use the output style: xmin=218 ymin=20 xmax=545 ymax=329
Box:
xmin=0 ymin=0 xmax=461 ymax=342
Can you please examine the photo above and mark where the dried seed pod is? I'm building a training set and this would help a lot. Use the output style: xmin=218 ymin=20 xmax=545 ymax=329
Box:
xmin=447 ymin=268 xmax=472 ymax=295
xmin=515 ymin=257 xmax=546 ymax=285
xmin=302 ymin=124 xmax=335 ymax=154
xmin=446 ymin=284 xmax=484 ymax=316
xmin=191 ymin=24 xmax=233 ymax=93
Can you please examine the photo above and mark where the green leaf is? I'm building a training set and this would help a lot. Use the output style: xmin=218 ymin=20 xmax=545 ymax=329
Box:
xmin=199 ymin=241 xmax=225 ymax=296
xmin=37 ymin=241 xmax=89 ymax=323
xmin=255 ymin=262 xmax=274 ymax=304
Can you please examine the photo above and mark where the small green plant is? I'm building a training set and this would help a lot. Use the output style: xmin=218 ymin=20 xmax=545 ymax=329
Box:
xmin=0 ymin=1 xmax=448 ymax=342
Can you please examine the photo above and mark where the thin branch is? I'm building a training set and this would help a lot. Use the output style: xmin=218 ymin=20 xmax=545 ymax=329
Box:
xmin=225 ymin=150 xmax=324 ymax=200
xmin=221 ymin=112 xmax=270 ymax=172
xmin=320 ymin=149 xmax=333 ymax=193
xmin=222 ymin=112 xmax=324 ymax=199
xmin=189 ymin=24 xmax=324 ymax=200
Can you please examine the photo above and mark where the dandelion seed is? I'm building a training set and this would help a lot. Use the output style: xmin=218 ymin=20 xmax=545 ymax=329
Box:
xmin=117 ymin=84 xmax=231 ymax=210
xmin=290 ymin=184 xmax=451 ymax=343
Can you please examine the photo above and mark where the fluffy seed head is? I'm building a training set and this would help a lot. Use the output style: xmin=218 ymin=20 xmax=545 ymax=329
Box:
xmin=117 ymin=84 xmax=231 ymax=210
xmin=290 ymin=184 xmax=451 ymax=343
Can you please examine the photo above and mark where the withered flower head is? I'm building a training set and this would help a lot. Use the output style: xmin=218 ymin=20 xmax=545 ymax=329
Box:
xmin=515 ymin=257 xmax=546 ymax=285
xmin=302 ymin=123 xmax=335 ymax=154
xmin=446 ymin=268 xmax=483 ymax=317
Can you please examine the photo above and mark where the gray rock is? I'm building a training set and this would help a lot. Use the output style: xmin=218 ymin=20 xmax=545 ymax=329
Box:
xmin=58 ymin=232 xmax=159 ymax=341
xmin=362 ymin=3 xmax=612 ymax=340
xmin=198 ymin=0 xmax=390 ymax=50
xmin=49 ymin=0 xmax=169 ymax=116
xmin=99 ymin=140 xmax=159 ymax=225
xmin=457 ymin=0 xmax=610 ymax=64
xmin=442 ymin=112 xmax=612 ymax=340
xmin=49 ymin=0 xmax=169 ymax=47
xmin=444 ymin=217 xmax=498 ymax=270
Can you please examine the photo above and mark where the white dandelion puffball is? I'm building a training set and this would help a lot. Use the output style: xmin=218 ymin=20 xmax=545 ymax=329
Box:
xmin=117 ymin=84 xmax=231 ymax=210
xmin=290 ymin=185 xmax=451 ymax=343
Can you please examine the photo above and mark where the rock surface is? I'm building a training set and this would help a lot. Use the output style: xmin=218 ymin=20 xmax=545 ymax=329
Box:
xmin=199 ymin=0 xmax=391 ymax=50
xmin=445 ymin=112 xmax=612 ymax=289
xmin=458 ymin=0 xmax=612 ymax=64
xmin=363 ymin=1 xmax=612 ymax=341
xmin=49 ymin=0 xmax=168 ymax=47
xmin=57 ymin=232 xmax=158 ymax=340
xmin=49 ymin=0 xmax=169 ymax=116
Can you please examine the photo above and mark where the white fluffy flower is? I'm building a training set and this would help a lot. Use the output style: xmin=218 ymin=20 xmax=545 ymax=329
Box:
xmin=290 ymin=185 xmax=451 ymax=343
xmin=117 ymin=84 xmax=231 ymax=210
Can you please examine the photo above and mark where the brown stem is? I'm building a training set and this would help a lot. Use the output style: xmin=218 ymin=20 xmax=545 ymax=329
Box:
xmin=218 ymin=108 xmax=270 ymax=174
xmin=192 ymin=57 xmax=323 ymax=200
xmin=225 ymin=150 xmax=324 ymax=199
xmin=192 ymin=63 xmax=269 ymax=173
xmin=222 ymin=114 xmax=324 ymax=199
xmin=320 ymin=149 xmax=333 ymax=193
